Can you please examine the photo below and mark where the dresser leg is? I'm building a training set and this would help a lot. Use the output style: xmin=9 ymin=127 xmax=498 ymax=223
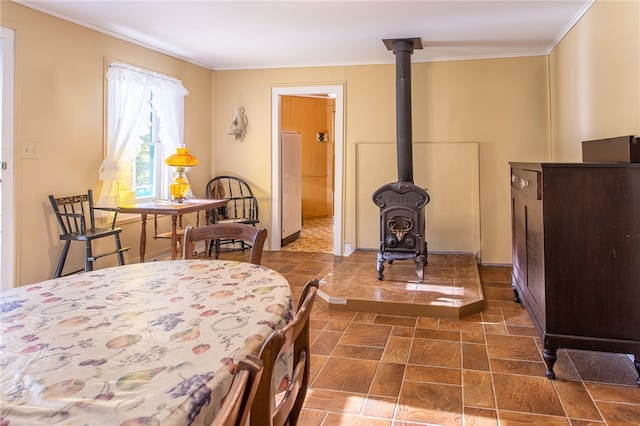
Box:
xmin=512 ymin=284 xmax=521 ymax=303
xmin=542 ymin=348 xmax=557 ymax=379
xmin=634 ymin=354 xmax=640 ymax=386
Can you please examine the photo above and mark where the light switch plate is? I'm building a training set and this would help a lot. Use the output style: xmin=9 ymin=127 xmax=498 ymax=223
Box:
xmin=21 ymin=142 xmax=38 ymax=159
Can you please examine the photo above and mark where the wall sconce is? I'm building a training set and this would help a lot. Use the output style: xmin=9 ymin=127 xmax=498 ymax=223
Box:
xmin=165 ymin=145 xmax=199 ymax=203
xmin=228 ymin=106 xmax=248 ymax=142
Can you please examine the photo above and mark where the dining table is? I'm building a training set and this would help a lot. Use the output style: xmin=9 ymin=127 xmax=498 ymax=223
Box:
xmin=0 ymin=259 xmax=293 ymax=425
xmin=118 ymin=198 xmax=229 ymax=262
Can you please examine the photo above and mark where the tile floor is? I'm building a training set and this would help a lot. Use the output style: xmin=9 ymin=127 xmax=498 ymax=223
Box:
xmin=216 ymin=247 xmax=640 ymax=425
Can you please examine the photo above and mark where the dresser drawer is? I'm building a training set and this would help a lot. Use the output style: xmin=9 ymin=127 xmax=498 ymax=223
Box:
xmin=511 ymin=168 xmax=541 ymax=200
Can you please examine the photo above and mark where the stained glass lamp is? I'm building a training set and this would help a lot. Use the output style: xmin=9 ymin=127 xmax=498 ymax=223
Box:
xmin=165 ymin=146 xmax=199 ymax=203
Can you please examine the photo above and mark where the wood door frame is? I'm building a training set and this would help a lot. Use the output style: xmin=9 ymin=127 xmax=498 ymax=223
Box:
xmin=271 ymin=84 xmax=344 ymax=255
xmin=1 ymin=26 xmax=15 ymax=289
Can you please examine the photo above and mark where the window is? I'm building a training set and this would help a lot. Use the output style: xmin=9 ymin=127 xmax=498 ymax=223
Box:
xmin=96 ymin=62 xmax=188 ymax=209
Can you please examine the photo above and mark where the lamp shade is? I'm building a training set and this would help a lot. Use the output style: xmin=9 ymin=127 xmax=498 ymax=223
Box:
xmin=165 ymin=147 xmax=199 ymax=167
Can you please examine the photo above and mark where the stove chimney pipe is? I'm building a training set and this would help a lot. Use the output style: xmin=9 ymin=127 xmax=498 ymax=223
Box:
xmin=383 ymin=37 xmax=422 ymax=183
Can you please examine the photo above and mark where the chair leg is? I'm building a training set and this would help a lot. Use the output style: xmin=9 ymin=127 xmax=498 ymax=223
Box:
xmin=114 ymin=234 xmax=125 ymax=266
xmin=84 ymin=241 xmax=93 ymax=273
xmin=54 ymin=241 xmax=71 ymax=278
xmin=214 ymin=239 xmax=221 ymax=259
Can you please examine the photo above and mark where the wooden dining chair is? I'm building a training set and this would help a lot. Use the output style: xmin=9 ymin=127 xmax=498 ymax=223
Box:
xmin=212 ymin=354 xmax=264 ymax=426
xmin=183 ymin=223 xmax=267 ymax=265
xmin=251 ymin=279 xmax=319 ymax=426
xmin=205 ymin=175 xmax=260 ymax=257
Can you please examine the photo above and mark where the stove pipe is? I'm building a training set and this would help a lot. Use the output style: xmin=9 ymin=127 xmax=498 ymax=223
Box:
xmin=384 ymin=37 xmax=423 ymax=183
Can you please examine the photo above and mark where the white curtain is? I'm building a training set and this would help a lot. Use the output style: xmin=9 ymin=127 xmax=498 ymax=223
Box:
xmin=96 ymin=63 xmax=188 ymax=209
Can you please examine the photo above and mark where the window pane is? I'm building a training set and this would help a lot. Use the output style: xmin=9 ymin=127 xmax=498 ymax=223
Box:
xmin=134 ymin=143 xmax=156 ymax=198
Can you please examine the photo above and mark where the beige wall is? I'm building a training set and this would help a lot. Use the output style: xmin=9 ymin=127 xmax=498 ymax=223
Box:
xmin=5 ymin=0 xmax=638 ymax=286
xmin=214 ymin=57 xmax=550 ymax=265
xmin=3 ymin=3 xmax=214 ymax=286
xmin=550 ymin=0 xmax=640 ymax=160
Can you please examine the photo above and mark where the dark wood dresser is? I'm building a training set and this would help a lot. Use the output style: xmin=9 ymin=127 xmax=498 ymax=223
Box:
xmin=510 ymin=162 xmax=640 ymax=384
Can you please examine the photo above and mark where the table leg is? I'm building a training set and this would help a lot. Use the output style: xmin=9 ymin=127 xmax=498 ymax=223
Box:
xmin=171 ymin=215 xmax=178 ymax=260
xmin=140 ymin=214 xmax=147 ymax=263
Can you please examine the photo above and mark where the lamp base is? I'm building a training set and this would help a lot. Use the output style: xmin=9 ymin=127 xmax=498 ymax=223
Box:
xmin=169 ymin=169 xmax=191 ymax=202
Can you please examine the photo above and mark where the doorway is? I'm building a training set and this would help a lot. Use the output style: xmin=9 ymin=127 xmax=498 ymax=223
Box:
xmin=271 ymin=85 xmax=344 ymax=256
xmin=1 ymin=26 xmax=15 ymax=290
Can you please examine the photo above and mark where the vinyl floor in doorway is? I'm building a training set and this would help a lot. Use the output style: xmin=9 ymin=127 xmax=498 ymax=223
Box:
xmin=281 ymin=216 xmax=333 ymax=254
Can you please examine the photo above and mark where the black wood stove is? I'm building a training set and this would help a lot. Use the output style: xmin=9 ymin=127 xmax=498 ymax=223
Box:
xmin=373 ymin=38 xmax=430 ymax=283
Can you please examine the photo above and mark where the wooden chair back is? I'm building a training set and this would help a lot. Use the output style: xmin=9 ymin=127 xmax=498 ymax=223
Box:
xmin=251 ymin=279 xmax=319 ymax=426
xmin=206 ymin=175 xmax=259 ymax=226
xmin=212 ymin=355 xmax=264 ymax=426
xmin=183 ymin=223 xmax=267 ymax=265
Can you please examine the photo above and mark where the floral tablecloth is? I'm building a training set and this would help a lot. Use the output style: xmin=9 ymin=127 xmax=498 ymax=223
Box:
xmin=0 ymin=260 xmax=293 ymax=425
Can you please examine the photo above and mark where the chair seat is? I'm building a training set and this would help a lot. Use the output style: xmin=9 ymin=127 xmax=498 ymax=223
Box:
xmin=59 ymin=226 xmax=123 ymax=241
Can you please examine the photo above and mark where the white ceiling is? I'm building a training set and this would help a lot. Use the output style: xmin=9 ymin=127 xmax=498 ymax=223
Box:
xmin=14 ymin=0 xmax=594 ymax=70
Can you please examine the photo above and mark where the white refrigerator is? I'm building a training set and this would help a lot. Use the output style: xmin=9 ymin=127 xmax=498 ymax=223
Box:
xmin=280 ymin=131 xmax=302 ymax=246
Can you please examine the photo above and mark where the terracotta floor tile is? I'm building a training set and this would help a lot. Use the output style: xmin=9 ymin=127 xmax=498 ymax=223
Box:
xmin=310 ymin=330 xmax=343 ymax=355
xmin=551 ymin=350 xmax=582 ymax=382
xmin=311 ymin=306 xmax=356 ymax=323
xmin=595 ymin=401 xmax=640 ymax=426
xmin=462 ymin=342 xmax=490 ymax=371
xmin=497 ymin=410 xmax=571 ymax=425
xmin=312 ymin=357 xmax=378 ymax=393
xmin=297 ymin=408 xmax=326 ymax=425
xmin=489 ymin=358 xmax=547 ymax=377
xmin=340 ymin=323 xmax=392 ymax=347
xmin=405 ymin=364 xmax=461 ymax=385
xmin=483 ymin=321 xmax=508 ymax=335
xmin=485 ymin=334 xmax=541 ymax=362
xmin=369 ymin=362 xmax=405 ymax=397
xmin=302 ymin=388 xmax=366 ymax=414
xmin=381 ymin=336 xmax=412 ymax=364
xmin=353 ymin=311 xmax=378 ymax=324
xmin=583 ymin=382 xmax=640 ymax=404
xmin=553 ymin=380 xmax=602 ymax=421
xmin=396 ymin=381 xmax=462 ymax=425
xmin=415 ymin=316 xmax=440 ymax=329
xmin=390 ymin=326 xmax=414 ymax=338
xmin=408 ymin=339 xmax=461 ymax=369
xmin=373 ymin=314 xmax=417 ymax=328
xmin=323 ymin=413 xmax=393 ymax=425
xmin=492 ymin=373 xmax=565 ymax=416
xmin=360 ymin=395 xmax=396 ymax=419
xmin=505 ymin=325 xmax=538 ymax=337
xmin=566 ymin=350 xmax=639 ymax=386
xmin=461 ymin=331 xmax=486 ymax=344
xmin=463 ymin=407 xmax=498 ymax=426
xmin=310 ymin=354 xmax=328 ymax=383
xmin=413 ymin=327 xmax=460 ymax=342
xmin=463 ymin=370 xmax=495 ymax=408
xmin=332 ymin=343 xmax=385 ymax=361
xmin=438 ymin=316 xmax=484 ymax=333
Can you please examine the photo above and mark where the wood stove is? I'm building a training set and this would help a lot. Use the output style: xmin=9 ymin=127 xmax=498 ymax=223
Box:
xmin=373 ymin=38 xmax=430 ymax=283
